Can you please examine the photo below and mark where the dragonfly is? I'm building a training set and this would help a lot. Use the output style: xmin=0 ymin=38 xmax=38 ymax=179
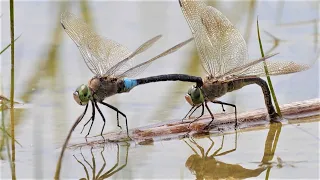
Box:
xmin=61 ymin=12 xmax=203 ymax=137
xmin=178 ymin=0 xmax=311 ymax=129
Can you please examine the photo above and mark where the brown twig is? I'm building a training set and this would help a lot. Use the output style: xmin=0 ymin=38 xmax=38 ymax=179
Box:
xmin=69 ymin=98 xmax=319 ymax=148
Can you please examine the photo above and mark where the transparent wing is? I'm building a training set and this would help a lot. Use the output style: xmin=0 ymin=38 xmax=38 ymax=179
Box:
xmin=237 ymin=61 xmax=311 ymax=77
xmin=105 ymin=35 xmax=162 ymax=76
xmin=219 ymin=53 xmax=278 ymax=78
xmin=61 ymin=12 xmax=131 ymax=76
xmin=179 ymin=0 xmax=248 ymax=77
xmin=118 ymin=38 xmax=193 ymax=78
xmin=61 ymin=12 xmax=95 ymax=47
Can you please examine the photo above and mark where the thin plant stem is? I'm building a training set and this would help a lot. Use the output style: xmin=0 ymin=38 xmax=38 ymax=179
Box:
xmin=0 ymin=35 xmax=21 ymax=55
xmin=257 ymin=17 xmax=282 ymax=117
xmin=9 ymin=0 xmax=16 ymax=179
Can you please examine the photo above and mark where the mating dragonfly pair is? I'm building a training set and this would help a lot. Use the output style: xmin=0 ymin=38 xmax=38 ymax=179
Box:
xmin=61 ymin=0 xmax=311 ymax=138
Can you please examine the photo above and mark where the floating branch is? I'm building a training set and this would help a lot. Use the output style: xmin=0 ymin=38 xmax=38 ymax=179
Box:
xmin=70 ymin=98 xmax=320 ymax=148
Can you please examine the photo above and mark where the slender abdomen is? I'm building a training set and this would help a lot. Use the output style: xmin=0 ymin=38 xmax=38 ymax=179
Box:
xmin=135 ymin=74 xmax=203 ymax=87
xmin=202 ymin=76 xmax=277 ymax=118
xmin=118 ymin=74 xmax=203 ymax=93
xmin=228 ymin=76 xmax=277 ymax=118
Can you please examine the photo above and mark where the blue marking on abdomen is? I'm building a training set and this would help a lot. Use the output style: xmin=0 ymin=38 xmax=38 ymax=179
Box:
xmin=123 ymin=78 xmax=138 ymax=90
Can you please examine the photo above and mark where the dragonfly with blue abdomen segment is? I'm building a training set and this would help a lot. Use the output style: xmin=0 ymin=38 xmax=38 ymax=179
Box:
xmin=178 ymin=0 xmax=312 ymax=129
xmin=61 ymin=12 xmax=203 ymax=137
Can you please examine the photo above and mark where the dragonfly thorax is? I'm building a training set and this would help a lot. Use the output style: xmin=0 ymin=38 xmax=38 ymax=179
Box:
xmin=204 ymin=75 xmax=219 ymax=82
xmin=88 ymin=76 xmax=120 ymax=102
xmin=202 ymin=77 xmax=229 ymax=101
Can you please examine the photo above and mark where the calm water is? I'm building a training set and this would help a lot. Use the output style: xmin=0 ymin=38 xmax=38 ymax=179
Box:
xmin=0 ymin=1 xmax=319 ymax=179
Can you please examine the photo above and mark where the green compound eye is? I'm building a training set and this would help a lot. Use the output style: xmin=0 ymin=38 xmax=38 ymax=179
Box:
xmin=73 ymin=84 xmax=91 ymax=106
xmin=185 ymin=86 xmax=204 ymax=106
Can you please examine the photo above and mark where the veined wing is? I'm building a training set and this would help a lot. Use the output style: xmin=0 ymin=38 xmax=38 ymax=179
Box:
xmin=237 ymin=60 xmax=311 ymax=77
xmin=118 ymin=38 xmax=193 ymax=78
xmin=218 ymin=53 xmax=278 ymax=78
xmin=105 ymin=35 xmax=162 ymax=76
xmin=179 ymin=0 xmax=213 ymax=75
xmin=179 ymin=0 xmax=248 ymax=77
xmin=61 ymin=12 xmax=95 ymax=47
xmin=61 ymin=12 xmax=131 ymax=76
xmin=236 ymin=50 xmax=319 ymax=77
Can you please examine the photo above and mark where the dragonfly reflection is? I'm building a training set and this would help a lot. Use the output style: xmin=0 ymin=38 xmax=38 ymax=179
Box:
xmin=73 ymin=143 xmax=129 ymax=179
xmin=184 ymin=134 xmax=266 ymax=179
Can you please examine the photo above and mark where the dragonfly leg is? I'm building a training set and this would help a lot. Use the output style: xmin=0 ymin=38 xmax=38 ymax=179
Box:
xmin=204 ymin=101 xmax=215 ymax=130
xmin=116 ymin=112 xmax=122 ymax=130
xmin=211 ymin=100 xmax=237 ymax=127
xmin=86 ymin=101 xmax=96 ymax=137
xmin=81 ymin=102 xmax=95 ymax=134
xmin=81 ymin=117 xmax=92 ymax=134
xmin=188 ymin=104 xmax=203 ymax=119
xmin=182 ymin=106 xmax=196 ymax=122
xmin=188 ymin=104 xmax=204 ymax=129
xmin=99 ymin=102 xmax=130 ymax=138
xmin=95 ymin=102 xmax=106 ymax=136
xmin=75 ymin=103 xmax=89 ymax=136
xmin=221 ymin=104 xmax=225 ymax=112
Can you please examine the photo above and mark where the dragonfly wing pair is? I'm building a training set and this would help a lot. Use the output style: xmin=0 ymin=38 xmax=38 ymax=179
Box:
xmin=61 ymin=12 xmax=192 ymax=79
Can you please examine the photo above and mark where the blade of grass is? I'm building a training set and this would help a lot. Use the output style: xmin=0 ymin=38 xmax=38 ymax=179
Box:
xmin=257 ymin=17 xmax=282 ymax=117
xmin=0 ymin=94 xmax=23 ymax=147
xmin=0 ymin=99 xmax=5 ymax=159
xmin=9 ymin=0 xmax=17 ymax=179
xmin=1 ymin=100 xmax=13 ymax=167
xmin=0 ymin=34 xmax=21 ymax=55
xmin=0 ymin=127 xmax=22 ymax=147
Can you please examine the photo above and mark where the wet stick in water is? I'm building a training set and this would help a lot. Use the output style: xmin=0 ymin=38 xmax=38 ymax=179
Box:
xmin=257 ymin=17 xmax=282 ymax=117
xmin=54 ymin=104 xmax=88 ymax=180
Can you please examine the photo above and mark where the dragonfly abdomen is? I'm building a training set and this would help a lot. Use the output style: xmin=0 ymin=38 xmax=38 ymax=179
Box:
xmin=121 ymin=78 xmax=138 ymax=92
xmin=231 ymin=77 xmax=278 ymax=118
xmin=203 ymin=78 xmax=255 ymax=100
xmin=135 ymin=74 xmax=203 ymax=87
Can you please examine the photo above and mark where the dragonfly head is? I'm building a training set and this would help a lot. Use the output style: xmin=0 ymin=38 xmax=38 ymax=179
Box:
xmin=185 ymin=85 xmax=204 ymax=106
xmin=73 ymin=84 xmax=92 ymax=106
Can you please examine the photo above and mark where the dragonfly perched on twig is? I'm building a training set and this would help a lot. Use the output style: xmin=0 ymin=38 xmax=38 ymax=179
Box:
xmin=61 ymin=12 xmax=203 ymax=137
xmin=178 ymin=0 xmax=311 ymax=129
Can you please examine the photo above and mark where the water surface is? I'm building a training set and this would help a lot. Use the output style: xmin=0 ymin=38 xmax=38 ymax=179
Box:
xmin=0 ymin=1 xmax=319 ymax=179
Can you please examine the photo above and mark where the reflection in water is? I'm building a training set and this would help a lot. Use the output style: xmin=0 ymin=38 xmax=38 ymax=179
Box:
xmin=184 ymin=122 xmax=284 ymax=179
xmin=184 ymin=133 xmax=266 ymax=179
xmin=261 ymin=122 xmax=282 ymax=164
xmin=73 ymin=143 xmax=129 ymax=180
xmin=260 ymin=122 xmax=282 ymax=179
